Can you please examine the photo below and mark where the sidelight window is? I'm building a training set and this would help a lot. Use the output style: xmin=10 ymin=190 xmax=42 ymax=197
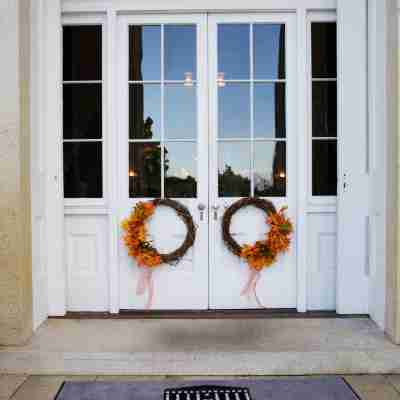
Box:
xmin=311 ymin=22 xmax=338 ymax=197
xmin=62 ymin=25 xmax=103 ymax=198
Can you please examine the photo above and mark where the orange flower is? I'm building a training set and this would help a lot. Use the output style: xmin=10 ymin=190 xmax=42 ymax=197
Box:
xmin=239 ymin=206 xmax=293 ymax=271
xmin=121 ymin=201 xmax=162 ymax=269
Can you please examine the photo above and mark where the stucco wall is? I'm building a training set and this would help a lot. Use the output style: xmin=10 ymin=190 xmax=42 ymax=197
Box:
xmin=0 ymin=0 xmax=33 ymax=345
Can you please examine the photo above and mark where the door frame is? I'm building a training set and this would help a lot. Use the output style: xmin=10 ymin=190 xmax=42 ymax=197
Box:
xmin=31 ymin=0 xmax=394 ymax=332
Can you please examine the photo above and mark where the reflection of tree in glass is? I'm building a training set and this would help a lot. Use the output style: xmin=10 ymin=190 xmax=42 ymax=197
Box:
xmin=218 ymin=164 xmax=250 ymax=197
xmin=143 ymin=116 xmax=154 ymax=139
xmin=164 ymin=144 xmax=197 ymax=198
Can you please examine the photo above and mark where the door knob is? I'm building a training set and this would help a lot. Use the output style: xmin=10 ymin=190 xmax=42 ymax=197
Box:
xmin=198 ymin=203 xmax=206 ymax=221
xmin=212 ymin=205 xmax=220 ymax=221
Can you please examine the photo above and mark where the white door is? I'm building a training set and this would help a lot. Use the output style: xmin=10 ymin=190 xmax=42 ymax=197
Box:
xmin=208 ymin=14 xmax=297 ymax=309
xmin=117 ymin=15 xmax=210 ymax=310
xmin=117 ymin=13 xmax=298 ymax=310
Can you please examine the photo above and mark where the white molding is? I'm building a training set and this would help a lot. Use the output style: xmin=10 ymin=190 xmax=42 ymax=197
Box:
xmin=336 ymin=0 xmax=369 ymax=314
xmin=31 ymin=0 xmax=49 ymax=329
xmin=42 ymin=0 xmax=66 ymax=316
xmin=62 ymin=0 xmax=337 ymax=13
xmin=297 ymin=7 xmax=308 ymax=312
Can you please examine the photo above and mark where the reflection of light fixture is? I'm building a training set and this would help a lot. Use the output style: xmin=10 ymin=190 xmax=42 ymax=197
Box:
xmin=184 ymin=72 xmax=193 ymax=87
xmin=129 ymin=170 xmax=136 ymax=177
xmin=278 ymin=171 xmax=286 ymax=179
xmin=217 ymin=72 xmax=226 ymax=87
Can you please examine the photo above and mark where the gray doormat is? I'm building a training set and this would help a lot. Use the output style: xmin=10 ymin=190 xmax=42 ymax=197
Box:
xmin=55 ymin=378 xmax=360 ymax=400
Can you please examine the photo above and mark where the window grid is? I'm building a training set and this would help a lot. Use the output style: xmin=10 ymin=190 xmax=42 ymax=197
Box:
xmin=129 ymin=24 xmax=198 ymax=199
xmin=217 ymin=22 xmax=287 ymax=198
xmin=62 ymin=25 xmax=103 ymax=199
xmin=310 ymin=21 xmax=338 ymax=197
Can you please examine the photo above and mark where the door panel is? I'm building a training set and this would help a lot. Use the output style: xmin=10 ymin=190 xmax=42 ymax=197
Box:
xmin=118 ymin=15 xmax=209 ymax=310
xmin=208 ymin=14 xmax=297 ymax=309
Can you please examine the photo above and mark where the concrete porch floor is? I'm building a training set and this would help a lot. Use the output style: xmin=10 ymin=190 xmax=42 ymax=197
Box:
xmin=0 ymin=318 xmax=400 ymax=375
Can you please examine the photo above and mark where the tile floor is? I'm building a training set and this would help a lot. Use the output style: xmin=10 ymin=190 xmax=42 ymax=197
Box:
xmin=0 ymin=375 xmax=400 ymax=400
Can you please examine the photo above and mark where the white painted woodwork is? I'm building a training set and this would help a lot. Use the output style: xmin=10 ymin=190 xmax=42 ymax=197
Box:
xmin=43 ymin=0 xmax=66 ymax=316
xmin=307 ymin=214 xmax=337 ymax=310
xmin=336 ymin=0 xmax=369 ymax=314
xmin=65 ymin=216 xmax=109 ymax=311
xmin=117 ymin=14 xmax=209 ymax=310
xmin=208 ymin=14 xmax=297 ymax=309
xmin=41 ymin=0 xmax=371 ymax=314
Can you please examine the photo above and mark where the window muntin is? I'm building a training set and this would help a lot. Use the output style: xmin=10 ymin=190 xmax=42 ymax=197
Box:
xmin=62 ymin=25 xmax=103 ymax=198
xmin=217 ymin=23 xmax=287 ymax=198
xmin=311 ymin=22 xmax=338 ymax=196
xmin=128 ymin=24 xmax=198 ymax=199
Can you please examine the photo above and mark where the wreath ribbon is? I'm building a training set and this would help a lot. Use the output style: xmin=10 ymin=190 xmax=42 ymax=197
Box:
xmin=136 ymin=268 xmax=154 ymax=310
xmin=241 ymin=268 xmax=264 ymax=308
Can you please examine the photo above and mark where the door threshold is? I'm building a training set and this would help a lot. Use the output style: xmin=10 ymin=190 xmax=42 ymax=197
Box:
xmin=51 ymin=309 xmax=369 ymax=319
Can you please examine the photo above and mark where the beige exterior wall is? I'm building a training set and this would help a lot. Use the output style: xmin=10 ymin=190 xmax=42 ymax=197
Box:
xmin=0 ymin=0 xmax=33 ymax=345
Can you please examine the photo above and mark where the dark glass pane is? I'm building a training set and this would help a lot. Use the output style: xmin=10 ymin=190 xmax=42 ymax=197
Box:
xmin=218 ymin=83 xmax=250 ymax=139
xmin=312 ymin=22 xmax=337 ymax=78
xmin=254 ymin=142 xmax=286 ymax=197
xmin=129 ymin=84 xmax=161 ymax=140
xmin=218 ymin=142 xmax=251 ymax=197
xmin=129 ymin=25 xmax=161 ymax=81
xmin=165 ymin=142 xmax=197 ymax=198
xmin=63 ymin=84 xmax=102 ymax=139
xmin=63 ymin=142 xmax=102 ymax=198
xmin=254 ymin=24 xmax=286 ymax=80
xmin=312 ymin=82 xmax=337 ymax=138
xmin=218 ymin=24 xmax=250 ymax=80
xmin=165 ymin=25 xmax=196 ymax=81
xmin=254 ymin=83 xmax=286 ymax=139
xmin=312 ymin=140 xmax=337 ymax=196
xmin=129 ymin=142 xmax=161 ymax=198
xmin=165 ymin=84 xmax=197 ymax=140
xmin=63 ymin=25 xmax=101 ymax=81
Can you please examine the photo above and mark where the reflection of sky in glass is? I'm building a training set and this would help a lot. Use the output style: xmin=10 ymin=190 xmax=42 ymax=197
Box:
xmin=254 ymin=83 xmax=285 ymax=138
xmin=165 ymin=142 xmax=196 ymax=180
xmin=218 ymin=142 xmax=251 ymax=178
xmin=130 ymin=25 xmax=161 ymax=81
xmin=218 ymin=84 xmax=250 ymax=138
xmin=165 ymin=84 xmax=197 ymax=140
xmin=165 ymin=25 xmax=196 ymax=80
xmin=254 ymin=24 xmax=285 ymax=79
xmin=218 ymin=24 xmax=250 ymax=79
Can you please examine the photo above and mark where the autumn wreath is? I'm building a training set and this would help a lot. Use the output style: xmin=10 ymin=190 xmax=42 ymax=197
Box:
xmin=121 ymin=198 xmax=196 ymax=268
xmin=222 ymin=197 xmax=293 ymax=271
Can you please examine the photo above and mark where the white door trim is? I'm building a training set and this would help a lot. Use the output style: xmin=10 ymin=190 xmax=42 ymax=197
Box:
xmin=31 ymin=0 xmax=392 ymax=325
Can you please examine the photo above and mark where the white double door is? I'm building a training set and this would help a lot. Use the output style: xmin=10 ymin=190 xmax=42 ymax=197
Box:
xmin=118 ymin=13 xmax=297 ymax=310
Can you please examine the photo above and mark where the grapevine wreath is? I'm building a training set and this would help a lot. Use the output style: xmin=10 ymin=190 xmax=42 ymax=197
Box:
xmin=222 ymin=197 xmax=293 ymax=271
xmin=121 ymin=198 xmax=196 ymax=309
xmin=122 ymin=198 xmax=196 ymax=268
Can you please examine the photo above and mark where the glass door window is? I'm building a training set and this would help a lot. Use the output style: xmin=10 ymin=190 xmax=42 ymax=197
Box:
xmin=217 ymin=23 xmax=287 ymax=199
xmin=128 ymin=24 xmax=198 ymax=199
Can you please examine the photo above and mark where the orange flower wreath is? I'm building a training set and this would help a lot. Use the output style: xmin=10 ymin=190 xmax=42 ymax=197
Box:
xmin=121 ymin=199 xmax=196 ymax=309
xmin=222 ymin=197 xmax=293 ymax=307
xmin=222 ymin=197 xmax=293 ymax=271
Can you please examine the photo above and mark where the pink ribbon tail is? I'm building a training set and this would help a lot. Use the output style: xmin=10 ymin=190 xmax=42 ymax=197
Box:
xmin=241 ymin=269 xmax=265 ymax=308
xmin=136 ymin=268 xmax=154 ymax=310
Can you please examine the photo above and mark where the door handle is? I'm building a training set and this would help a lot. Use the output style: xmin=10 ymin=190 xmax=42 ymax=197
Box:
xmin=198 ymin=203 xmax=206 ymax=221
xmin=212 ymin=205 xmax=220 ymax=221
